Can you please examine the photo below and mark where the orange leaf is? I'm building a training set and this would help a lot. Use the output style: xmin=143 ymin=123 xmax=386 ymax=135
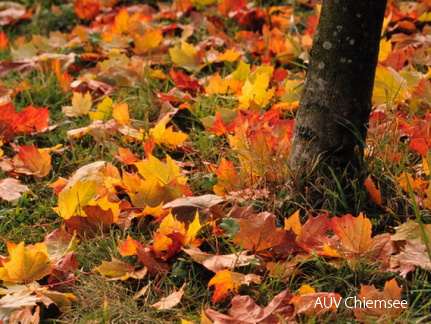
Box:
xmin=0 ymin=31 xmax=9 ymax=50
xmin=11 ymin=105 xmax=49 ymax=135
xmin=213 ymin=158 xmax=240 ymax=196
xmin=95 ymin=256 xmax=147 ymax=280
xmin=17 ymin=145 xmax=52 ymax=177
xmin=364 ymin=176 xmax=382 ymax=207
xmin=74 ymin=0 xmax=100 ymax=20
xmin=118 ymin=235 xmax=143 ymax=256
xmin=208 ymin=269 xmax=261 ymax=304
xmin=353 ymin=278 xmax=407 ymax=323
xmin=329 ymin=213 xmax=374 ymax=258
xmin=218 ymin=0 xmax=247 ymax=17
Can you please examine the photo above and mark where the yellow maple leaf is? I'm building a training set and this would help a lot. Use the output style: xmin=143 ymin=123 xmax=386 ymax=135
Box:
xmin=62 ymin=92 xmax=92 ymax=117
xmin=148 ymin=117 xmax=189 ymax=148
xmin=134 ymin=154 xmax=185 ymax=185
xmin=232 ymin=60 xmax=250 ymax=82
xmin=0 ymin=242 xmax=51 ymax=284
xmin=238 ymin=73 xmax=275 ymax=110
xmin=53 ymin=180 xmax=99 ymax=219
xmin=373 ymin=65 xmax=407 ymax=105
xmin=89 ymin=96 xmax=113 ymax=121
xmin=169 ymin=41 xmax=200 ymax=71
xmin=217 ymin=49 xmax=241 ymax=62
xmin=185 ymin=211 xmax=203 ymax=246
xmin=112 ymin=103 xmax=130 ymax=125
xmin=378 ymin=38 xmax=392 ymax=62
xmin=133 ymin=28 xmax=163 ymax=54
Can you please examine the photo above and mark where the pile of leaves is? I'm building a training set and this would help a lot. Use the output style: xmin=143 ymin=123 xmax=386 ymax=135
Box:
xmin=1 ymin=0 xmax=431 ymax=322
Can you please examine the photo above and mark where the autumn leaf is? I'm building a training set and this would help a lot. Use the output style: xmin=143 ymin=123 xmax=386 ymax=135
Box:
xmin=208 ymin=269 xmax=261 ymax=304
xmin=11 ymin=104 xmax=49 ymax=135
xmin=0 ymin=178 xmax=30 ymax=201
xmin=15 ymin=144 xmax=52 ymax=177
xmin=0 ymin=242 xmax=51 ymax=284
xmin=74 ymin=0 xmax=100 ymax=20
xmin=151 ymin=283 xmax=185 ymax=310
xmin=117 ymin=235 xmax=143 ymax=256
xmin=0 ymin=31 xmax=8 ymax=50
xmin=134 ymin=29 xmax=163 ymax=54
xmin=183 ymin=246 xmax=255 ymax=273
xmin=353 ymin=278 xmax=406 ymax=323
xmin=169 ymin=42 xmax=200 ymax=71
xmin=364 ymin=175 xmax=383 ymax=207
xmin=233 ymin=212 xmax=299 ymax=258
xmin=218 ymin=0 xmax=247 ymax=17
xmin=206 ymin=289 xmax=294 ymax=322
xmin=89 ymin=96 xmax=113 ymax=121
xmin=146 ymin=116 xmax=189 ymax=148
xmin=95 ymin=256 xmax=147 ymax=280
xmin=238 ymin=73 xmax=275 ymax=110
xmin=53 ymin=180 xmax=99 ymax=219
xmin=291 ymin=285 xmax=342 ymax=315
xmin=213 ymin=158 xmax=240 ymax=196
xmin=112 ymin=103 xmax=130 ymax=125
xmin=62 ymin=92 xmax=92 ymax=117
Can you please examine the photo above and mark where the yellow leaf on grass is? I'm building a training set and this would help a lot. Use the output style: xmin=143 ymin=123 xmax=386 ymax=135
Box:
xmin=53 ymin=180 xmax=99 ymax=219
xmin=169 ymin=41 xmax=200 ymax=71
xmin=134 ymin=154 xmax=185 ymax=185
xmin=62 ymin=92 xmax=92 ymax=117
xmin=0 ymin=242 xmax=51 ymax=284
xmin=112 ymin=103 xmax=130 ymax=125
xmin=217 ymin=49 xmax=241 ymax=62
xmin=238 ymin=73 xmax=274 ymax=110
xmin=232 ymin=60 xmax=250 ymax=82
xmin=149 ymin=118 xmax=188 ymax=148
xmin=89 ymin=96 xmax=113 ymax=121
xmin=185 ymin=211 xmax=203 ymax=246
xmin=213 ymin=158 xmax=240 ymax=196
xmin=373 ymin=65 xmax=406 ymax=105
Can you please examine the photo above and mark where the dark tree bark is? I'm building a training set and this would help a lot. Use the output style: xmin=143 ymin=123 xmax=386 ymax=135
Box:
xmin=288 ymin=0 xmax=387 ymax=199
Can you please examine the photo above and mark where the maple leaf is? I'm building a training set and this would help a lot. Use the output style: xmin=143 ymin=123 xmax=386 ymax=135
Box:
xmin=291 ymin=285 xmax=342 ymax=315
xmin=238 ymin=73 xmax=275 ymax=110
xmin=208 ymin=269 xmax=261 ymax=304
xmin=146 ymin=116 xmax=189 ymax=148
xmin=112 ymin=103 xmax=130 ymax=125
xmin=0 ymin=242 xmax=51 ymax=284
xmin=89 ymin=96 xmax=113 ymax=121
xmin=183 ymin=246 xmax=255 ymax=273
xmin=205 ymin=73 xmax=243 ymax=95
xmin=218 ymin=0 xmax=247 ymax=17
xmin=169 ymin=42 xmax=200 ymax=72
xmin=206 ymin=289 xmax=294 ymax=323
xmin=151 ymin=283 xmax=185 ymax=310
xmin=353 ymin=278 xmax=406 ymax=323
xmin=233 ymin=212 xmax=299 ymax=258
xmin=118 ymin=235 xmax=143 ymax=256
xmin=15 ymin=144 xmax=52 ymax=177
xmin=53 ymin=180 xmax=99 ymax=219
xmin=11 ymin=105 xmax=49 ymax=135
xmin=95 ymin=256 xmax=147 ymax=280
xmin=44 ymin=228 xmax=77 ymax=261
xmin=390 ymin=241 xmax=431 ymax=277
xmin=61 ymin=92 xmax=92 ymax=117
xmin=74 ymin=0 xmax=100 ymax=20
xmin=133 ymin=29 xmax=163 ymax=54
xmin=0 ymin=178 xmax=30 ymax=201
xmin=213 ymin=158 xmax=240 ymax=196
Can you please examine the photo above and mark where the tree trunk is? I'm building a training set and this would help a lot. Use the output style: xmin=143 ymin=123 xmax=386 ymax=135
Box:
xmin=288 ymin=0 xmax=387 ymax=202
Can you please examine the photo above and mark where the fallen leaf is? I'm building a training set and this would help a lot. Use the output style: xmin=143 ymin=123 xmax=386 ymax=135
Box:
xmin=169 ymin=42 xmax=200 ymax=72
xmin=61 ymin=92 xmax=92 ymax=117
xmin=0 ymin=242 xmax=51 ymax=284
xmin=183 ymin=246 xmax=255 ymax=273
xmin=208 ymin=269 xmax=261 ymax=304
xmin=95 ymin=256 xmax=147 ymax=280
xmin=0 ymin=178 xmax=29 ymax=201
xmin=206 ymin=288 xmax=294 ymax=323
xmin=151 ymin=283 xmax=185 ymax=310
xmin=353 ymin=278 xmax=406 ymax=323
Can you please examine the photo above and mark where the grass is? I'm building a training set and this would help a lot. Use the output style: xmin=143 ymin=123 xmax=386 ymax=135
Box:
xmin=0 ymin=0 xmax=431 ymax=323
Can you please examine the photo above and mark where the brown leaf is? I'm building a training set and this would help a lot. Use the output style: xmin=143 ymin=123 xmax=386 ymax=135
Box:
xmin=64 ymin=205 xmax=115 ymax=238
xmin=233 ymin=212 xmax=299 ymax=259
xmin=163 ymin=194 xmax=223 ymax=224
xmin=183 ymin=246 xmax=255 ymax=273
xmin=390 ymin=240 xmax=431 ymax=277
xmin=206 ymin=289 xmax=294 ymax=324
xmin=151 ymin=283 xmax=185 ymax=310
xmin=136 ymin=246 xmax=170 ymax=276
xmin=0 ymin=178 xmax=29 ymax=201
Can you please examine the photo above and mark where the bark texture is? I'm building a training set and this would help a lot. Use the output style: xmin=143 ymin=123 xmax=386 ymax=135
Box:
xmin=289 ymin=0 xmax=387 ymax=176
